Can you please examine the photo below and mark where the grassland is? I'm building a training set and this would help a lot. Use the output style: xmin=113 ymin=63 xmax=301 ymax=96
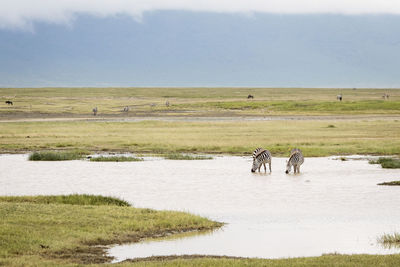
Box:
xmin=1 ymin=87 xmax=399 ymax=118
xmin=1 ymin=119 xmax=399 ymax=156
xmin=1 ymin=87 xmax=400 ymax=266
xmin=0 ymin=195 xmax=222 ymax=266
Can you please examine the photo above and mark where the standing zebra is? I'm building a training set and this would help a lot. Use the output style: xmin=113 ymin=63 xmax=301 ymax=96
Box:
xmin=290 ymin=148 xmax=302 ymax=154
xmin=251 ymin=148 xmax=272 ymax=173
xmin=92 ymin=107 xmax=98 ymax=116
xmin=336 ymin=94 xmax=342 ymax=101
xmin=286 ymin=149 xmax=304 ymax=174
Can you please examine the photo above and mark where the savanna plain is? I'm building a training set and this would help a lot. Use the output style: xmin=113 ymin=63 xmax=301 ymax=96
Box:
xmin=1 ymin=87 xmax=400 ymax=266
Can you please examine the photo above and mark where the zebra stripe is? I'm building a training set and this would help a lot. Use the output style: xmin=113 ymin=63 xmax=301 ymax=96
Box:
xmin=251 ymin=148 xmax=272 ymax=173
xmin=290 ymin=148 xmax=302 ymax=155
xmin=286 ymin=150 xmax=304 ymax=174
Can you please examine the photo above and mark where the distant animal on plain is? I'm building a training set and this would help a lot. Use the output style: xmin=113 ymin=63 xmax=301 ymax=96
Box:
xmin=251 ymin=148 xmax=272 ymax=173
xmin=336 ymin=94 xmax=342 ymax=101
xmin=286 ymin=150 xmax=304 ymax=174
xmin=247 ymin=95 xmax=254 ymax=99
xmin=166 ymin=101 xmax=170 ymax=107
xmin=382 ymin=93 xmax=389 ymax=100
xmin=5 ymin=101 xmax=13 ymax=105
xmin=92 ymin=107 xmax=98 ymax=116
xmin=123 ymin=106 xmax=129 ymax=112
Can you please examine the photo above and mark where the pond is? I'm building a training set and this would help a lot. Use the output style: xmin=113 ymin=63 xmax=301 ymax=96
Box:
xmin=1 ymin=154 xmax=399 ymax=261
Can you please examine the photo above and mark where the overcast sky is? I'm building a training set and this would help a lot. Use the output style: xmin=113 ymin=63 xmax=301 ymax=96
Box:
xmin=2 ymin=0 xmax=400 ymax=30
xmin=1 ymin=1 xmax=400 ymax=87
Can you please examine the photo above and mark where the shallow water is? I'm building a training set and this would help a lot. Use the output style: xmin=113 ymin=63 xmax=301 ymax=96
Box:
xmin=1 ymin=154 xmax=399 ymax=261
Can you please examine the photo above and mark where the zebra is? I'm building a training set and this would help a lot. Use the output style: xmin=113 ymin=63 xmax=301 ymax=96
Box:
xmin=251 ymin=148 xmax=272 ymax=173
xmin=5 ymin=101 xmax=13 ymax=105
xmin=165 ymin=101 xmax=170 ymax=107
xmin=92 ymin=107 xmax=98 ymax=116
xmin=336 ymin=94 xmax=342 ymax=101
xmin=123 ymin=106 xmax=129 ymax=112
xmin=290 ymin=148 xmax=302 ymax=154
xmin=285 ymin=150 xmax=304 ymax=174
xmin=247 ymin=94 xmax=254 ymax=99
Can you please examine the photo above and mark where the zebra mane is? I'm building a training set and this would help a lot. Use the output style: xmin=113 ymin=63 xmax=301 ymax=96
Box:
xmin=253 ymin=148 xmax=266 ymax=159
xmin=289 ymin=151 xmax=300 ymax=161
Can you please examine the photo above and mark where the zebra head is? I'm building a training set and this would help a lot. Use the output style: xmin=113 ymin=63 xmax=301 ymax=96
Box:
xmin=251 ymin=158 xmax=260 ymax=172
xmin=285 ymin=160 xmax=292 ymax=174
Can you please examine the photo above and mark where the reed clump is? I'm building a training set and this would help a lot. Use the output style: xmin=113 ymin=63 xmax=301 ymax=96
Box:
xmin=28 ymin=151 xmax=88 ymax=161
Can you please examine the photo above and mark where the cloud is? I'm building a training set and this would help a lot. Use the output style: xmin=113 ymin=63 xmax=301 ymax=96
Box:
xmin=1 ymin=0 xmax=400 ymax=30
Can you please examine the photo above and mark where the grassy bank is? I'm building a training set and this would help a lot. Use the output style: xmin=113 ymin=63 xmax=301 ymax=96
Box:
xmin=1 ymin=87 xmax=399 ymax=117
xmin=1 ymin=120 xmax=399 ymax=156
xmin=0 ymin=195 xmax=222 ymax=266
xmin=115 ymin=254 xmax=400 ymax=267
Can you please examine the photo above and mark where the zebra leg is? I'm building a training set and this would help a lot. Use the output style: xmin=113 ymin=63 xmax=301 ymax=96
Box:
xmin=269 ymin=162 xmax=271 ymax=172
xmin=263 ymin=163 xmax=266 ymax=172
xmin=298 ymin=165 xmax=301 ymax=173
xmin=294 ymin=165 xmax=297 ymax=173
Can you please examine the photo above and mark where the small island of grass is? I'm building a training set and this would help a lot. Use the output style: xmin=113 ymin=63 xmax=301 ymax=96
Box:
xmin=90 ymin=156 xmax=144 ymax=162
xmin=378 ymin=233 xmax=400 ymax=246
xmin=163 ymin=153 xmax=213 ymax=160
xmin=377 ymin=181 xmax=400 ymax=186
xmin=369 ymin=158 xmax=400 ymax=169
xmin=28 ymin=151 xmax=88 ymax=161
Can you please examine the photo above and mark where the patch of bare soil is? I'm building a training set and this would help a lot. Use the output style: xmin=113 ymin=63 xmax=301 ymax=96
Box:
xmin=1 ymin=111 xmax=400 ymax=123
xmin=42 ymin=226 xmax=222 ymax=264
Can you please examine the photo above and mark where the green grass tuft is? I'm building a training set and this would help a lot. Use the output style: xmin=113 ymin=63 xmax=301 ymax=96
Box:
xmin=369 ymin=158 xmax=400 ymax=168
xmin=377 ymin=181 xmax=400 ymax=186
xmin=28 ymin=151 xmax=88 ymax=161
xmin=90 ymin=156 xmax=144 ymax=162
xmin=0 ymin=194 xmax=131 ymax=206
xmin=163 ymin=154 xmax=213 ymax=160
xmin=378 ymin=233 xmax=400 ymax=245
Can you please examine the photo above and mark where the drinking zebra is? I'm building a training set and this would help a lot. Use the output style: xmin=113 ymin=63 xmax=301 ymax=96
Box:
xmin=286 ymin=150 xmax=304 ymax=174
xmin=290 ymin=148 xmax=302 ymax=154
xmin=251 ymin=148 xmax=272 ymax=173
